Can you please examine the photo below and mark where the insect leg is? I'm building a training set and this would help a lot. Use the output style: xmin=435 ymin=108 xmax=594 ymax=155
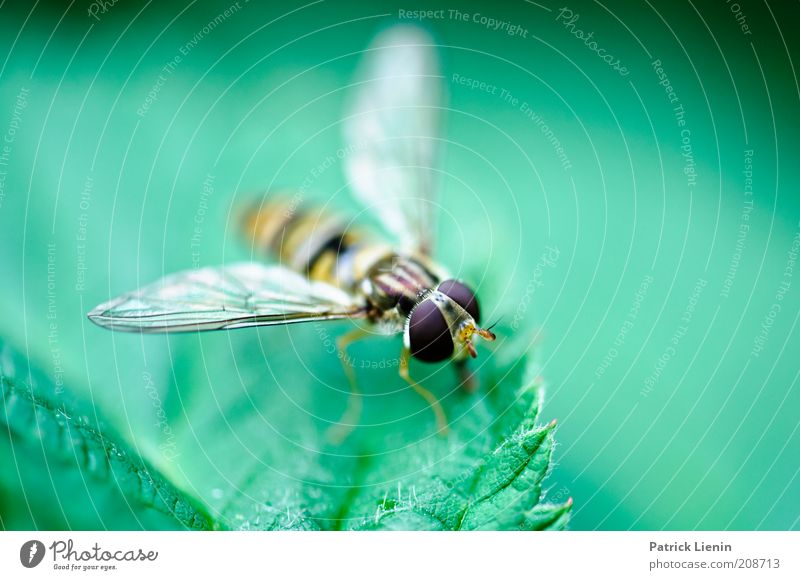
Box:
xmin=453 ymin=358 xmax=478 ymax=393
xmin=327 ymin=325 xmax=370 ymax=444
xmin=399 ymin=347 xmax=449 ymax=436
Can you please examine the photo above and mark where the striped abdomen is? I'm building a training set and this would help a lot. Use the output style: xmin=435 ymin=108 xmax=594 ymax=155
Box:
xmin=241 ymin=195 xmax=389 ymax=291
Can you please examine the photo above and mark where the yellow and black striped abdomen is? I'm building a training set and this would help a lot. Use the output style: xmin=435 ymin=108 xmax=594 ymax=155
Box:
xmin=241 ymin=195 xmax=389 ymax=290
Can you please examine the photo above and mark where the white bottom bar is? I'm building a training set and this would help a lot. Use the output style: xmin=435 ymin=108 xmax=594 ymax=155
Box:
xmin=1 ymin=531 xmax=797 ymax=579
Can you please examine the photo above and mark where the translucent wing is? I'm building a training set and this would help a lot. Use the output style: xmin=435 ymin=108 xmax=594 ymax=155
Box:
xmin=87 ymin=263 xmax=366 ymax=333
xmin=344 ymin=25 xmax=442 ymax=255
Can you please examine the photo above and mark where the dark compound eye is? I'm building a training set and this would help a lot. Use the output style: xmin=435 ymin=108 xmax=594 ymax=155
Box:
xmin=437 ymin=279 xmax=480 ymax=323
xmin=408 ymin=299 xmax=454 ymax=362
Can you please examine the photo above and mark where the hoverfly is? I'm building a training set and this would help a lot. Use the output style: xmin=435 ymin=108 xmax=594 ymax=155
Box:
xmin=88 ymin=25 xmax=497 ymax=436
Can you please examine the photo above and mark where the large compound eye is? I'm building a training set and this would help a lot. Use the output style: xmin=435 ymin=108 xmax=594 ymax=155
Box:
xmin=437 ymin=279 xmax=480 ymax=323
xmin=409 ymin=299 xmax=454 ymax=362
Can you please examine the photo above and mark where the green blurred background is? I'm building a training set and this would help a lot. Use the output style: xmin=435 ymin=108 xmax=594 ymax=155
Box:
xmin=0 ymin=0 xmax=798 ymax=530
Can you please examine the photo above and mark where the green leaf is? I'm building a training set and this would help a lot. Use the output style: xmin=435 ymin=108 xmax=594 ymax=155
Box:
xmin=0 ymin=341 xmax=213 ymax=530
xmin=0 ymin=323 xmax=569 ymax=531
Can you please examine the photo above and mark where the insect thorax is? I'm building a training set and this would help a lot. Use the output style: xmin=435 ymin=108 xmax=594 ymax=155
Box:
xmin=361 ymin=254 xmax=441 ymax=318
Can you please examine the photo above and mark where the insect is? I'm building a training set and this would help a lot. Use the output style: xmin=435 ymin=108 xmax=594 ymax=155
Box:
xmin=88 ymin=25 xmax=497 ymax=437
